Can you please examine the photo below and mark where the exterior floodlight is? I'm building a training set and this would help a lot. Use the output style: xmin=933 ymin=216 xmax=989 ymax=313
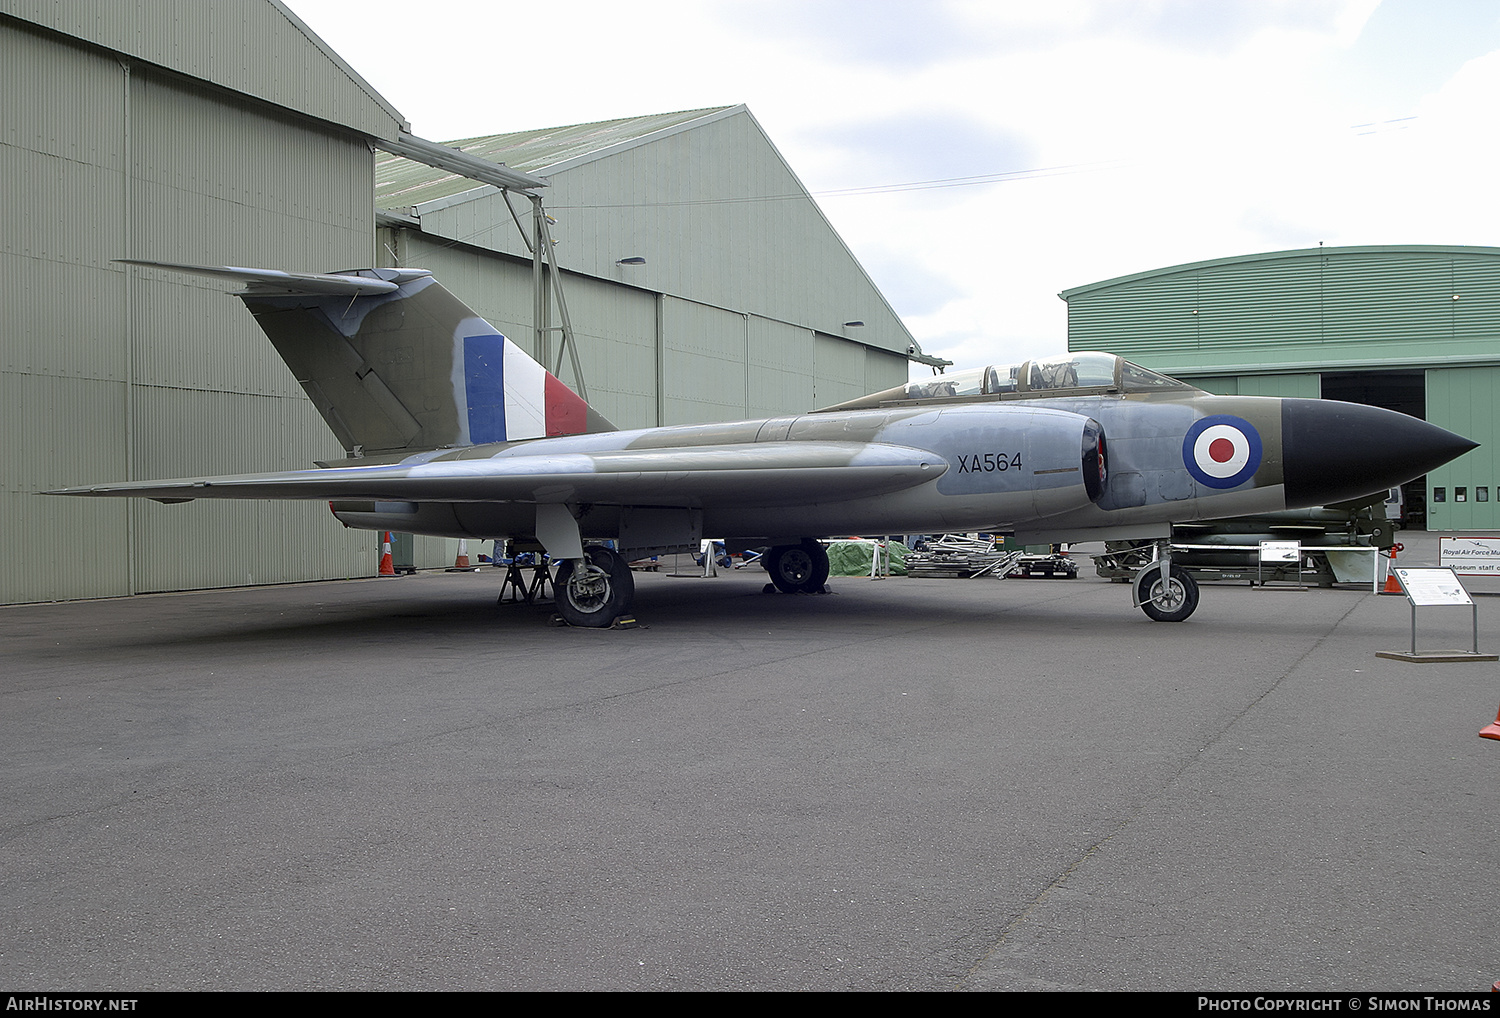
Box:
xmin=616 ymin=257 xmax=646 ymax=266
xmin=843 ymin=320 xmax=865 ymax=328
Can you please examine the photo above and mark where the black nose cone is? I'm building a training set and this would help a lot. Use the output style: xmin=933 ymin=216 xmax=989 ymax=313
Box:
xmin=1282 ymin=399 xmax=1477 ymax=509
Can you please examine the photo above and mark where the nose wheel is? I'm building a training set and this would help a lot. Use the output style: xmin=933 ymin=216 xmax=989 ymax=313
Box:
xmin=1134 ymin=561 xmax=1199 ymax=622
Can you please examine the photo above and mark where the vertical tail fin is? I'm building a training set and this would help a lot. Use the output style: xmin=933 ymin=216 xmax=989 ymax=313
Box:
xmin=120 ymin=260 xmax=615 ymax=455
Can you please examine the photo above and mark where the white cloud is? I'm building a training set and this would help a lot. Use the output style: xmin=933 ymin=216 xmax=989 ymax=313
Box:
xmin=286 ymin=0 xmax=1500 ymax=372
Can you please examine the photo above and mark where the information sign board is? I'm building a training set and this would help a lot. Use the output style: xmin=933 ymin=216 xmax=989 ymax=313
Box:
xmin=1393 ymin=568 xmax=1473 ymax=606
xmin=1439 ymin=538 xmax=1500 ymax=575
xmin=1259 ymin=540 xmax=1300 ymax=563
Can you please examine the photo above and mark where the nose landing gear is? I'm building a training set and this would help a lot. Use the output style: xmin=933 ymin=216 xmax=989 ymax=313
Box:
xmin=1132 ymin=542 xmax=1199 ymax=622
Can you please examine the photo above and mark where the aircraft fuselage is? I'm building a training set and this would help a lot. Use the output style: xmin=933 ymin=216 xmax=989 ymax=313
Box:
xmin=328 ymin=390 xmax=1468 ymax=552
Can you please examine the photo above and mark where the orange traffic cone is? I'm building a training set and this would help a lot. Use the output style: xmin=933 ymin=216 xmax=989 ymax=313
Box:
xmin=1481 ymin=700 xmax=1500 ymax=741
xmin=378 ymin=531 xmax=396 ymax=576
xmin=1381 ymin=542 xmax=1404 ymax=594
xmin=447 ymin=539 xmax=476 ymax=572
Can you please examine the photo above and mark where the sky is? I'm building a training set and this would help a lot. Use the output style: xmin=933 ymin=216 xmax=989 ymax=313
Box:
xmin=285 ymin=0 xmax=1500 ymax=373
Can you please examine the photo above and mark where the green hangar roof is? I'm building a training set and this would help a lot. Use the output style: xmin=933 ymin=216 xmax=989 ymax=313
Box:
xmin=372 ymin=104 xmax=921 ymax=365
xmin=376 ymin=106 xmax=735 ymax=209
xmin=1060 ymin=245 xmax=1500 ymax=377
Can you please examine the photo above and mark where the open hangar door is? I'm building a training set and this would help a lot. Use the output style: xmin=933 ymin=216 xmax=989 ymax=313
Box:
xmin=1321 ymin=370 xmax=1428 ymax=529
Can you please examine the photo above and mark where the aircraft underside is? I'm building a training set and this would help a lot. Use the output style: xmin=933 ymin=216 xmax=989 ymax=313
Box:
xmin=327 ymin=483 xmax=1291 ymax=627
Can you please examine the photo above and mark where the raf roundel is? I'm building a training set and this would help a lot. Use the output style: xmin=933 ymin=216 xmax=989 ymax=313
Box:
xmin=1182 ymin=415 xmax=1263 ymax=489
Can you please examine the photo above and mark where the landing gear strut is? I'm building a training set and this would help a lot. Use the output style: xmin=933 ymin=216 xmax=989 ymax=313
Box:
xmin=1133 ymin=546 xmax=1199 ymax=623
xmin=765 ymin=540 xmax=830 ymax=594
xmin=553 ymin=546 xmax=634 ymax=627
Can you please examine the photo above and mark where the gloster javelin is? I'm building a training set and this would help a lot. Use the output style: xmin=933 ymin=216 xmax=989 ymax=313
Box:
xmin=48 ymin=261 xmax=1476 ymax=626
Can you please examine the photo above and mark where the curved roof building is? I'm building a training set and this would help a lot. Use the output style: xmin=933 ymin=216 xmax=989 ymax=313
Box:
xmin=1062 ymin=246 xmax=1500 ymax=531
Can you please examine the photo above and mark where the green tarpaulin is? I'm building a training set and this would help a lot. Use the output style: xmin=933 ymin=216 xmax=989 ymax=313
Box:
xmin=826 ymin=540 xmax=910 ymax=576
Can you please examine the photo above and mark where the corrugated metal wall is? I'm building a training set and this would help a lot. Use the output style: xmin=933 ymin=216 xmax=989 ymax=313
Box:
xmin=660 ymin=298 xmax=750 ymax=424
xmin=383 ymin=228 xmax=908 ymax=432
xmin=2 ymin=24 xmax=135 ymax=604
xmin=404 ymin=108 xmax=917 ymax=368
xmin=749 ymin=317 xmax=815 ymax=417
xmin=1426 ymin=366 xmax=1499 ymax=532
xmin=1 ymin=18 xmax=377 ymax=603
xmin=1 ymin=0 xmax=405 ymax=140
xmin=383 ymin=231 xmax=664 ymax=431
xmin=1064 ymin=247 xmax=1500 ymax=375
xmin=538 ymin=111 xmax=909 ymax=353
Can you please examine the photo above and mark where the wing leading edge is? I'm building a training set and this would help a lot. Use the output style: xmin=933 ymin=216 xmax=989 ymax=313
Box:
xmin=115 ymin=259 xmax=420 ymax=296
xmin=46 ymin=441 xmax=948 ymax=508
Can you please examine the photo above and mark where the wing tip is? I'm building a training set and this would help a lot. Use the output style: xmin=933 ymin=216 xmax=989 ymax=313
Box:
xmin=115 ymin=259 xmax=408 ymax=296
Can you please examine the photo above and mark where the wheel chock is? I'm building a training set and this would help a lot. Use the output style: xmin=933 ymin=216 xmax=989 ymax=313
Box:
xmin=547 ymin=613 xmax=640 ymax=630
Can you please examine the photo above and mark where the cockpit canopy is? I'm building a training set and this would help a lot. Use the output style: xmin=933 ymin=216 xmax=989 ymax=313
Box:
xmin=817 ymin=352 xmax=1197 ymax=412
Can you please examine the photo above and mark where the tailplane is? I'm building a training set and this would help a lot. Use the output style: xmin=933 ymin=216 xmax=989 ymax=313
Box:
xmin=120 ymin=260 xmax=616 ymax=455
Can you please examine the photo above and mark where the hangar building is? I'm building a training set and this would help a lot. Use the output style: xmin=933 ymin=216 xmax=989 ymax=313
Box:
xmin=374 ymin=106 xmax=919 ymax=432
xmin=0 ymin=1 xmax=921 ymax=604
xmin=1060 ymin=245 xmax=1500 ymax=532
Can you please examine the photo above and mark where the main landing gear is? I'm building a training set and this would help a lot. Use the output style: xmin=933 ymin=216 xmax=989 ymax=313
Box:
xmin=1132 ymin=544 xmax=1199 ymax=623
xmin=553 ymin=546 xmax=634 ymax=628
xmin=764 ymin=540 xmax=830 ymax=594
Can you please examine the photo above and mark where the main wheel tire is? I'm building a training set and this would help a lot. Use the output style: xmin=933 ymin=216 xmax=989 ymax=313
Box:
xmin=553 ymin=547 xmax=634 ymax=627
xmin=766 ymin=541 xmax=829 ymax=594
xmin=1135 ymin=563 xmax=1199 ymax=623
xmin=803 ymin=541 xmax=830 ymax=592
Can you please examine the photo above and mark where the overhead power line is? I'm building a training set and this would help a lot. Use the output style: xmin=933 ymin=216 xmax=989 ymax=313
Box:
xmin=548 ymin=159 xmax=1123 ymax=210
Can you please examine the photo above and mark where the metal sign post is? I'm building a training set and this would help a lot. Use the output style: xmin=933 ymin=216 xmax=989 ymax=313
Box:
xmin=1376 ymin=567 xmax=1497 ymax=663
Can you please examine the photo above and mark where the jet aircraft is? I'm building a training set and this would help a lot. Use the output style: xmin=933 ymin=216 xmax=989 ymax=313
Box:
xmin=49 ymin=261 xmax=1477 ymax=627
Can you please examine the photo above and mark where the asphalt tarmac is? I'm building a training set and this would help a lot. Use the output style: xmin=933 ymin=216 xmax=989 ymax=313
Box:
xmin=2 ymin=539 xmax=1498 ymax=991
